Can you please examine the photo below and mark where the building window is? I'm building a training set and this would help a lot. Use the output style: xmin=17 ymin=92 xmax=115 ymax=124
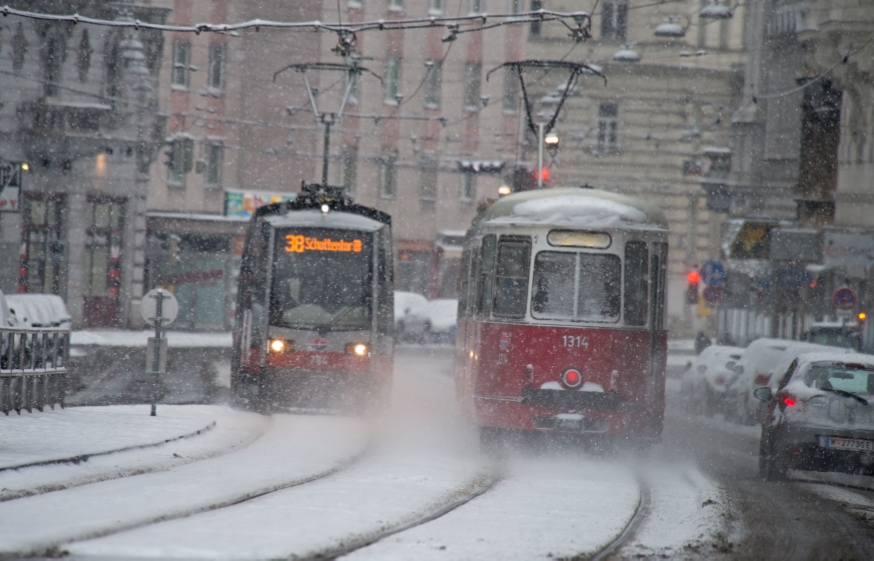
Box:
xmin=530 ymin=0 xmax=543 ymax=36
xmin=384 ymin=57 xmax=401 ymax=103
xmin=171 ymin=40 xmax=190 ymax=87
xmin=597 ymin=102 xmax=619 ymax=153
xmin=502 ymin=68 xmax=519 ymax=112
xmin=509 ymin=0 xmax=523 ymax=15
xmin=168 ymin=137 xmax=194 ymax=185
xmin=208 ymin=43 xmax=225 ymax=89
xmin=389 ymin=0 xmax=403 ymax=9
xmin=43 ymin=32 xmax=64 ymax=97
xmin=601 ymin=1 xmax=628 ymax=42
xmin=20 ymin=194 xmax=66 ymax=296
xmin=420 ymin=156 xmax=438 ymax=201
xmin=460 ymin=172 xmax=476 ymax=201
xmin=463 ymin=63 xmax=482 ymax=110
xmin=206 ymin=144 xmax=223 ymax=185
xmin=424 ymin=60 xmax=442 ymax=109
xmin=429 ymin=0 xmax=445 ymax=14
xmin=469 ymin=0 xmax=483 ymax=14
xmin=341 ymin=144 xmax=358 ymax=195
xmin=379 ymin=153 xmax=397 ymax=198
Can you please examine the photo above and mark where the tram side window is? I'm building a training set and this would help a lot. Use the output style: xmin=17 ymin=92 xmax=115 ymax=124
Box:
xmin=377 ymin=230 xmax=394 ymax=335
xmin=623 ymin=242 xmax=649 ymax=326
xmin=493 ymin=238 xmax=531 ymax=318
xmin=458 ymin=246 xmax=470 ymax=317
xmin=476 ymin=235 xmax=496 ymax=316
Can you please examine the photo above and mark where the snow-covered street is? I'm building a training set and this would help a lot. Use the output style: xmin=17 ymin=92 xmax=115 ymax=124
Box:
xmin=1 ymin=348 xmax=733 ymax=559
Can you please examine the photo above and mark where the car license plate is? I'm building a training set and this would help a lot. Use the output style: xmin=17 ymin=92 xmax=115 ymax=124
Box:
xmin=818 ymin=436 xmax=874 ymax=452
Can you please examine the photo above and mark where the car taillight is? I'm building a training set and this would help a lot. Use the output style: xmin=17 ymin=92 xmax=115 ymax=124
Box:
xmin=561 ymin=368 xmax=583 ymax=389
xmin=782 ymin=397 xmax=796 ymax=407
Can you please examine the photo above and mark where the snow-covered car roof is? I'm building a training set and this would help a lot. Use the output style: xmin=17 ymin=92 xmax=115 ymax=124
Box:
xmin=426 ymin=299 xmax=458 ymax=331
xmin=794 ymin=351 xmax=874 ymax=366
xmin=476 ymin=188 xmax=669 ymax=232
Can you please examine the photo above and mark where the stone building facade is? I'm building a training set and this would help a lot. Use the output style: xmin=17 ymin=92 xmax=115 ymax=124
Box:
xmin=0 ymin=0 xmax=169 ymax=328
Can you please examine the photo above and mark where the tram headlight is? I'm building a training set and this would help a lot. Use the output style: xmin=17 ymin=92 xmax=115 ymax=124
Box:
xmin=346 ymin=342 xmax=370 ymax=357
xmin=269 ymin=338 xmax=294 ymax=353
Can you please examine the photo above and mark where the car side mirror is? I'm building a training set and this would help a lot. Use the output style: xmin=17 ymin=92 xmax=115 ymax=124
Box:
xmin=753 ymin=387 xmax=773 ymax=402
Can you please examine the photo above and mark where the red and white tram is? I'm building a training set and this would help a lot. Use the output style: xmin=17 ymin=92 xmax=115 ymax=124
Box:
xmin=232 ymin=185 xmax=394 ymax=411
xmin=455 ymin=188 xmax=669 ymax=443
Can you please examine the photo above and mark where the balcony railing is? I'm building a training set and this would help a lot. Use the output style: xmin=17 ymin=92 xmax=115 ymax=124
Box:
xmin=0 ymin=327 xmax=69 ymax=415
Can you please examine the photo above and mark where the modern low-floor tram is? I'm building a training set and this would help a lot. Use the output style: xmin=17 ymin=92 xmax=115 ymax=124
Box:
xmin=455 ymin=187 xmax=669 ymax=444
xmin=232 ymin=185 xmax=393 ymax=412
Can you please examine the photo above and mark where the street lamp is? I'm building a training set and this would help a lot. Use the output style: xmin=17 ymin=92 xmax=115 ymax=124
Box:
xmin=498 ymin=185 xmax=512 ymax=197
xmin=612 ymin=44 xmax=641 ymax=63
xmin=700 ymin=0 xmax=732 ymax=20
xmin=654 ymin=16 xmax=687 ymax=38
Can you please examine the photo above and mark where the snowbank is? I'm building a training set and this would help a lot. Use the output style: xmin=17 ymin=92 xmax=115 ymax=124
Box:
xmin=71 ymin=330 xmax=232 ymax=348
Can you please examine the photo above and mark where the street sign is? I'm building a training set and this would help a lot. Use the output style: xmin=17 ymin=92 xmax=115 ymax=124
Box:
xmin=700 ymin=261 xmax=726 ymax=286
xmin=0 ymin=161 xmax=23 ymax=212
xmin=141 ymin=288 xmax=179 ymax=326
xmin=833 ymin=287 xmax=857 ymax=311
xmin=703 ymin=285 xmax=724 ymax=304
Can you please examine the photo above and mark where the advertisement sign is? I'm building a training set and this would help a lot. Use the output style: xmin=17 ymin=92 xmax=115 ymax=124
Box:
xmin=823 ymin=232 xmax=874 ymax=268
xmin=0 ymin=162 xmax=23 ymax=212
xmin=225 ymin=189 xmax=296 ymax=218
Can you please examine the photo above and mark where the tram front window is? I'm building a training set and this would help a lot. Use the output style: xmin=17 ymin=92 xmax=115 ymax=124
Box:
xmin=532 ymin=252 xmax=621 ymax=322
xmin=270 ymin=229 xmax=373 ymax=331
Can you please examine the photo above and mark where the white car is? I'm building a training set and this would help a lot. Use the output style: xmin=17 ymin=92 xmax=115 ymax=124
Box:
xmin=727 ymin=339 xmax=855 ymax=425
xmin=424 ymin=299 xmax=458 ymax=344
xmin=679 ymin=345 xmax=744 ymax=416
xmin=394 ymin=291 xmax=429 ymax=342
xmin=6 ymin=294 xmax=72 ymax=330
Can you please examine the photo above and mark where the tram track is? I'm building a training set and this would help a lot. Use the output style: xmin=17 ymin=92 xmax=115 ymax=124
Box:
xmin=0 ymin=414 xmax=270 ymax=503
xmin=301 ymin=467 xmax=503 ymax=561
xmin=581 ymin=479 xmax=652 ymax=561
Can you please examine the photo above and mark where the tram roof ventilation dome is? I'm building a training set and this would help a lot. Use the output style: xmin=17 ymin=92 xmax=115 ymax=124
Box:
xmin=480 ymin=187 xmax=668 ymax=231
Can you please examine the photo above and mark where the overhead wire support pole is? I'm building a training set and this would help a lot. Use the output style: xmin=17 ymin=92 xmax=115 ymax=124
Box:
xmin=537 ymin=123 xmax=545 ymax=190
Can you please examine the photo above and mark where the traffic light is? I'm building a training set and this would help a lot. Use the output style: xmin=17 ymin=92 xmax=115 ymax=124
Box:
xmin=686 ymin=270 xmax=700 ymax=305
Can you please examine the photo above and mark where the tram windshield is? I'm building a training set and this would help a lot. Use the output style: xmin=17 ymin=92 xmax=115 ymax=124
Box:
xmin=531 ymin=252 xmax=621 ymax=322
xmin=269 ymin=228 xmax=373 ymax=331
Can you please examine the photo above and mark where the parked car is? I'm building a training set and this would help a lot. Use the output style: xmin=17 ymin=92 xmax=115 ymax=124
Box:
xmin=424 ymin=299 xmax=458 ymax=344
xmin=801 ymin=322 xmax=862 ymax=351
xmin=6 ymin=294 xmax=72 ymax=330
xmin=394 ymin=291 xmax=429 ymax=342
xmin=0 ymin=289 xmax=15 ymax=328
xmin=755 ymin=351 xmax=874 ymax=480
xmin=679 ymin=345 xmax=744 ymax=416
xmin=727 ymin=339 xmax=855 ymax=425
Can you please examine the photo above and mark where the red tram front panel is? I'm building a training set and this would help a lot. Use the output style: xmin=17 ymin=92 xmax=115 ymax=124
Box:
xmin=460 ymin=322 xmax=666 ymax=438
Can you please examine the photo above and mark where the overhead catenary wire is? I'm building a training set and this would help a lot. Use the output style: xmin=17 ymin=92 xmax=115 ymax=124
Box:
xmin=0 ymin=6 xmax=590 ymax=36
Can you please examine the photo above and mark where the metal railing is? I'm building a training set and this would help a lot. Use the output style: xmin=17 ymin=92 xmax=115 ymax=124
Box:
xmin=0 ymin=327 xmax=69 ymax=415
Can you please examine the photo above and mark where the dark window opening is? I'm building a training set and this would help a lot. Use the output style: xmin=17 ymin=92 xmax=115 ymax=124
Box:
xmin=493 ymin=238 xmax=531 ymax=318
xmin=624 ymin=242 xmax=649 ymax=326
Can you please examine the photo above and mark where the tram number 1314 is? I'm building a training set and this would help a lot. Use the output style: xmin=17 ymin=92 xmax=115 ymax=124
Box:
xmin=561 ymin=335 xmax=589 ymax=349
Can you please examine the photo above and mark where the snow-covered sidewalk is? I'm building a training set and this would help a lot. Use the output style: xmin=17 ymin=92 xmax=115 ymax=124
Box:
xmin=0 ymin=405 xmax=223 ymax=469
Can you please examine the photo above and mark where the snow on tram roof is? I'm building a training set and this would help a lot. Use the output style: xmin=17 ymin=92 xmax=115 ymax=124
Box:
xmin=480 ymin=188 xmax=669 ymax=231
xmin=265 ymin=209 xmax=385 ymax=231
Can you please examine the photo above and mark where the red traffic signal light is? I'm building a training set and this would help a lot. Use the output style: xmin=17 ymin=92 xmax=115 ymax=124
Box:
xmin=686 ymin=270 xmax=700 ymax=305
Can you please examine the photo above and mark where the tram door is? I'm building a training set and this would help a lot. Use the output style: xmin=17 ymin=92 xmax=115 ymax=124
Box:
xmin=236 ymin=221 xmax=272 ymax=373
xmin=648 ymin=242 xmax=668 ymax=431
